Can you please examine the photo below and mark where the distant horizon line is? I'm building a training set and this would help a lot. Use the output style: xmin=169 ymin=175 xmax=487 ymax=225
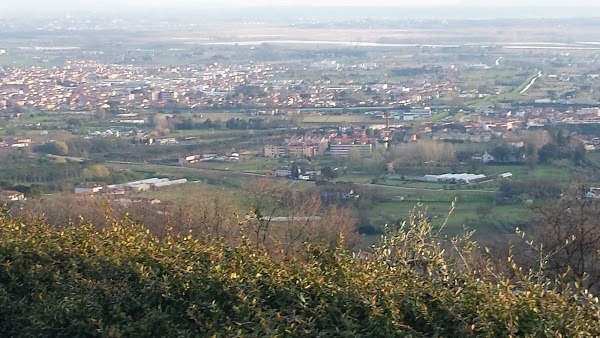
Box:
xmin=4 ymin=4 xmax=600 ymax=10
xmin=3 ymin=4 xmax=600 ymax=20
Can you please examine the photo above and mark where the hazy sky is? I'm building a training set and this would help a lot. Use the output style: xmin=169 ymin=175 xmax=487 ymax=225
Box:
xmin=4 ymin=0 xmax=600 ymax=9
xmin=2 ymin=0 xmax=599 ymax=19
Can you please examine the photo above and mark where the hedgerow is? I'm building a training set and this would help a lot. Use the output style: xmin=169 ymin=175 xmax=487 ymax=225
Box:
xmin=0 ymin=210 xmax=598 ymax=337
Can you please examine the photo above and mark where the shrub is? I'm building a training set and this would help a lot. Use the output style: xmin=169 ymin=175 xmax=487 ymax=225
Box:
xmin=0 ymin=209 xmax=597 ymax=336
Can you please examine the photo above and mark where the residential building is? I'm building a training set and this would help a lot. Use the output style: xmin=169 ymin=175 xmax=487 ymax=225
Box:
xmin=482 ymin=152 xmax=495 ymax=163
xmin=0 ymin=190 xmax=25 ymax=202
xmin=288 ymin=144 xmax=318 ymax=158
xmin=179 ymin=154 xmax=203 ymax=164
xmin=100 ymin=188 xmax=127 ymax=197
xmin=74 ymin=183 xmax=103 ymax=194
xmin=263 ymin=145 xmax=286 ymax=158
xmin=329 ymin=144 xmax=373 ymax=157
xmin=273 ymin=168 xmax=292 ymax=177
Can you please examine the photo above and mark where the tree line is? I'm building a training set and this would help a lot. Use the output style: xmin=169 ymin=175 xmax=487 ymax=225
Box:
xmin=174 ymin=117 xmax=293 ymax=131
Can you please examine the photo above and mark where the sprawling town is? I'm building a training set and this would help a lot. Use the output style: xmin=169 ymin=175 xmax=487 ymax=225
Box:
xmin=2 ymin=10 xmax=600 ymax=239
xmin=1 ymin=3 xmax=600 ymax=334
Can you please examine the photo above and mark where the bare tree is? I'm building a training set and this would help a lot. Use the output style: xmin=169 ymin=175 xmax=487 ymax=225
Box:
xmin=394 ymin=140 xmax=456 ymax=166
xmin=516 ymin=179 xmax=600 ymax=293
xmin=21 ymin=180 xmax=362 ymax=260
xmin=522 ymin=130 xmax=550 ymax=167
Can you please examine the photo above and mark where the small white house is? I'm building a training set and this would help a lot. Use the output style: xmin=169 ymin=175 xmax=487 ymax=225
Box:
xmin=587 ymin=187 xmax=600 ymax=199
xmin=0 ymin=190 xmax=25 ymax=202
xmin=274 ymin=168 xmax=292 ymax=177
xmin=101 ymin=188 xmax=127 ymax=197
xmin=74 ymin=184 xmax=103 ymax=194
xmin=482 ymin=152 xmax=495 ymax=163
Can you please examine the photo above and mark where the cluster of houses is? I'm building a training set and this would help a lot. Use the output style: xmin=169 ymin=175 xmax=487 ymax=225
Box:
xmin=272 ymin=167 xmax=320 ymax=181
xmin=257 ymin=105 xmax=597 ymax=161
xmin=263 ymin=128 xmax=377 ymax=159
xmin=0 ymin=55 xmax=459 ymax=115
xmin=320 ymin=189 xmax=360 ymax=201
xmin=0 ymin=190 xmax=26 ymax=203
xmin=422 ymin=173 xmax=487 ymax=185
xmin=74 ymin=177 xmax=188 ymax=195
xmin=366 ymin=107 xmax=433 ymax=121
xmin=263 ymin=134 xmax=328 ymax=158
xmin=179 ymin=153 xmax=240 ymax=165
xmin=70 ymin=178 xmax=189 ymax=210
xmin=580 ymin=137 xmax=600 ymax=152
xmin=85 ymin=129 xmax=122 ymax=138
xmin=586 ymin=187 xmax=600 ymax=199
xmin=0 ymin=138 xmax=31 ymax=148
xmin=387 ymin=106 xmax=600 ymax=148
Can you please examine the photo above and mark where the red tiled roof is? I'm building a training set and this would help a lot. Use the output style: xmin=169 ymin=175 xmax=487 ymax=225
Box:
xmin=0 ymin=190 xmax=23 ymax=197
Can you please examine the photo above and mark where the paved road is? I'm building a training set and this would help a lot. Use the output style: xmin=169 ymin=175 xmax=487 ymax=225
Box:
xmin=519 ymin=70 xmax=543 ymax=94
xmin=361 ymin=183 xmax=444 ymax=192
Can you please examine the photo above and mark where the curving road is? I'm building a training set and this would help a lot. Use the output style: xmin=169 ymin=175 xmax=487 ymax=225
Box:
xmin=519 ymin=70 xmax=543 ymax=94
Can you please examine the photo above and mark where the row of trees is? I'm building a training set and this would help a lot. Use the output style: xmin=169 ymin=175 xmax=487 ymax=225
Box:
xmin=0 ymin=155 xmax=84 ymax=184
xmin=34 ymin=141 xmax=69 ymax=156
xmin=497 ymin=178 xmax=562 ymax=204
xmin=22 ymin=179 xmax=361 ymax=257
xmin=495 ymin=129 xmax=586 ymax=167
xmin=34 ymin=138 xmax=140 ymax=160
xmin=397 ymin=129 xmax=587 ymax=170
xmin=175 ymin=117 xmax=292 ymax=131
xmin=389 ymin=140 xmax=456 ymax=167
xmin=538 ymin=139 xmax=586 ymax=164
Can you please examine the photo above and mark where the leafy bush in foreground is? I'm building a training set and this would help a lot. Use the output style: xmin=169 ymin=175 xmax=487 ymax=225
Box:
xmin=0 ymin=210 xmax=598 ymax=337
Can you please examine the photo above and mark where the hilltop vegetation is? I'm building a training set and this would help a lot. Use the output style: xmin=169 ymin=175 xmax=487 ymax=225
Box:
xmin=0 ymin=207 xmax=598 ymax=337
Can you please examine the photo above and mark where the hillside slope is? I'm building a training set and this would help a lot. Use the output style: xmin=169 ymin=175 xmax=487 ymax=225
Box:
xmin=0 ymin=212 xmax=598 ymax=337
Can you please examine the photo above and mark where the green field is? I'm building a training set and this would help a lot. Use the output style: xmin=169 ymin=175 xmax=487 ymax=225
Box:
xmin=194 ymin=112 xmax=248 ymax=121
xmin=370 ymin=188 xmax=527 ymax=236
xmin=302 ymin=114 xmax=374 ymax=124
xmin=97 ymin=147 xmax=589 ymax=240
xmin=467 ymin=70 xmax=540 ymax=107
xmin=378 ymin=180 xmax=448 ymax=189
xmin=197 ymin=157 xmax=281 ymax=174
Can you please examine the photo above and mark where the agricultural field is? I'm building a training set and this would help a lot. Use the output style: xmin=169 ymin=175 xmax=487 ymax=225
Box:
xmin=467 ymin=70 xmax=541 ymax=107
xmin=114 ymin=157 xmax=544 ymax=238
xmin=370 ymin=188 xmax=527 ymax=236
xmin=302 ymin=113 xmax=375 ymax=124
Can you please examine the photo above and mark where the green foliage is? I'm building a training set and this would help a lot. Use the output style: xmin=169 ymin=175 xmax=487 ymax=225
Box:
xmin=0 ymin=156 xmax=84 ymax=184
xmin=498 ymin=178 xmax=562 ymax=202
xmin=34 ymin=141 xmax=69 ymax=156
xmin=537 ymin=129 xmax=587 ymax=165
xmin=0 ymin=210 xmax=597 ymax=337
xmin=82 ymin=164 xmax=111 ymax=180
xmin=321 ymin=166 xmax=338 ymax=180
